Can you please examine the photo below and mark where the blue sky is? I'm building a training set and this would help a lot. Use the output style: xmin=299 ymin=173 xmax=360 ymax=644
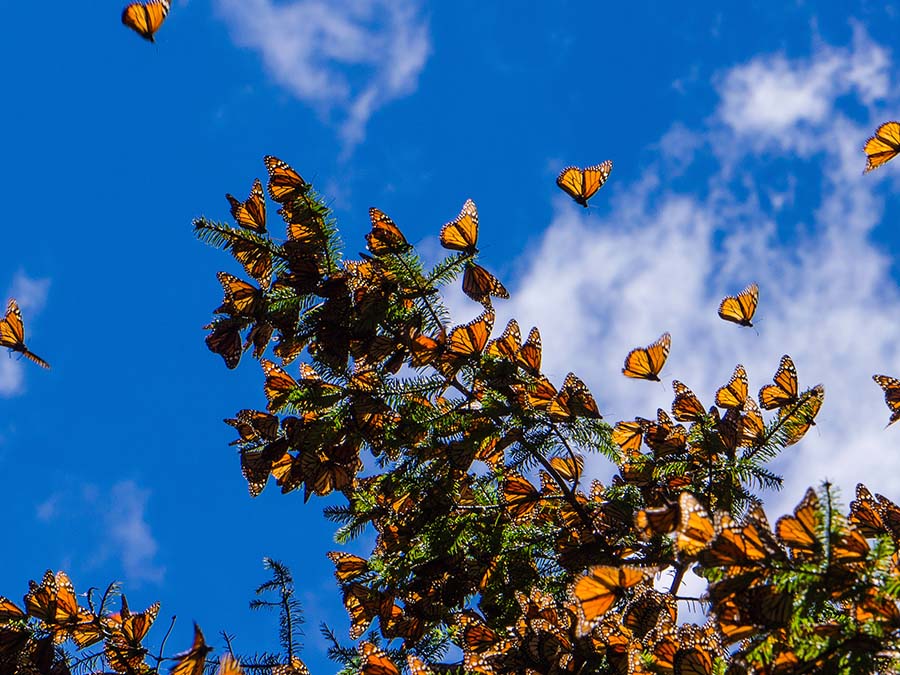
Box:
xmin=3 ymin=1 xmax=900 ymax=671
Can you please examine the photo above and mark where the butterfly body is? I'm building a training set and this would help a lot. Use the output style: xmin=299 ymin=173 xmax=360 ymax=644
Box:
xmin=121 ymin=0 xmax=170 ymax=41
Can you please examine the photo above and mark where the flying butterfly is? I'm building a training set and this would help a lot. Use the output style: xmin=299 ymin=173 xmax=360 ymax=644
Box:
xmin=440 ymin=199 xmax=479 ymax=254
xmin=121 ymin=0 xmax=170 ymax=41
xmin=462 ymin=263 xmax=509 ymax=304
xmin=556 ymin=161 xmax=613 ymax=207
xmin=0 ymin=299 xmax=49 ymax=368
xmin=622 ymin=332 xmax=671 ymax=381
xmin=864 ymin=121 xmax=900 ymax=174
xmin=264 ymin=155 xmax=308 ymax=204
xmin=169 ymin=624 xmax=212 ymax=675
xmin=226 ymin=178 xmax=267 ymax=233
xmin=759 ymin=355 xmax=798 ymax=410
xmin=873 ymin=374 xmax=900 ymax=427
xmin=715 ymin=364 xmax=748 ymax=409
xmin=717 ymin=282 xmax=758 ymax=328
xmin=366 ymin=208 xmax=410 ymax=256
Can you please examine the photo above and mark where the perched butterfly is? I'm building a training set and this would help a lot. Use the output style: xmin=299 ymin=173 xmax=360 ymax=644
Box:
xmin=462 ymin=263 xmax=508 ymax=304
xmin=457 ymin=612 xmax=501 ymax=653
xmin=366 ymin=208 xmax=410 ymax=256
xmin=169 ymin=623 xmax=212 ymax=675
xmin=864 ymin=121 xmax=900 ymax=173
xmin=216 ymin=272 xmax=262 ymax=317
xmin=0 ymin=299 xmax=49 ymax=368
xmin=556 ymin=161 xmax=613 ymax=207
xmin=503 ymin=474 xmax=541 ymax=520
xmin=25 ymin=570 xmax=99 ymax=647
xmin=675 ymin=493 xmax=715 ymax=557
xmin=359 ymin=641 xmax=400 ymax=675
xmin=611 ymin=419 xmax=648 ymax=454
xmin=264 ymin=155 xmax=307 ymax=204
xmin=873 ymin=374 xmax=900 ymax=427
xmin=226 ymin=178 xmax=267 ymax=233
xmin=776 ymin=488 xmax=821 ymax=559
xmin=759 ymin=355 xmax=798 ymax=410
xmin=443 ymin=310 xmax=494 ymax=361
xmin=780 ymin=384 xmax=824 ymax=446
xmin=440 ymin=199 xmax=479 ymax=254
xmin=327 ymin=552 xmax=369 ymax=583
xmin=671 ymin=380 xmax=705 ymax=422
xmin=572 ymin=565 xmax=647 ymax=624
xmin=261 ymin=360 xmax=299 ymax=412
xmin=486 ymin=319 xmax=521 ymax=360
xmin=517 ymin=327 xmax=542 ymax=374
xmin=715 ymin=364 xmax=748 ymax=409
xmin=622 ymin=332 xmax=671 ymax=381
xmin=121 ymin=0 xmax=170 ymax=41
xmin=718 ymin=282 xmax=758 ymax=327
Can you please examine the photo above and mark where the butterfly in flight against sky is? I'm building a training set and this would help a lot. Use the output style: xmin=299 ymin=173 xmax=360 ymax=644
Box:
xmin=556 ymin=161 xmax=613 ymax=207
xmin=0 ymin=298 xmax=49 ymax=368
xmin=863 ymin=121 xmax=900 ymax=174
xmin=873 ymin=374 xmax=900 ymax=427
xmin=622 ymin=332 xmax=670 ymax=381
xmin=121 ymin=0 xmax=170 ymax=42
xmin=718 ymin=282 xmax=758 ymax=328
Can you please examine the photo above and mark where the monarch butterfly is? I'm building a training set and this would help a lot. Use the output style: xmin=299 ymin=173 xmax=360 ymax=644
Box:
xmin=517 ymin=326 xmax=542 ymax=374
xmin=264 ymin=155 xmax=308 ymax=204
xmin=358 ymin=641 xmax=400 ymax=675
xmin=622 ymin=332 xmax=671 ymax=381
xmin=0 ymin=596 xmax=25 ymax=622
xmin=759 ymin=355 xmax=798 ymax=410
xmin=635 ymin=502 xmax=678 ymax=539
xmin=486 ymin=319 xmax=521 ymax=360
xmin=216 ymin=272 xmax=262 ymax=317
xmin=217 ymin=655 xmax=243 ymax=675
xmin=675 ymin=493 xmax=715 ymax=557
xmin=717 ymin=282 xmax=758 ymax=327
xmin=671 ymin=380 xmax=705 ymax=422
xmin=775 ymin=488 xmax=821 ymax=559
xmin=444 ymin=310 xmax=494 ymax=360
xmin=643 ymin=408 xmax=687 ymax=456
xmin=457 ymin=612 xmax=501 ymax=653
xmin=271 ymin=659 xmax=311 ymax=675
xmin=550 ymin=453 xmax=584 ymax=483
xmin=196 ymin=222 xmax=273 ymax=289
xmin=261 ymin=360 xmax=299 ymax=412
xmin=343 ymin=584 xmax=394 ymax=640
xmin=556 ymin=161 xmax=613 ymax=207
xmin=0 ymin=298 xmax=49 ymax=368
xmin=25 ymin=570 xmax=99 ymax=647
xmin=780 ymin=384 xmax=824 ymax=446
xmin=121 ymin=0 xmax=170 ymax=41
xmin=571 ymin=565 xmax=648 ymax=624
xmin=863 ymin=121 xmax=900 ymax=174
xmin=440 ymin=199 xmax=479 ymax=254
xmin=326 ymin=552 xmax=369 ymax=583
xmin=226 ymin=178 xmax=267 ymax=233
xmin=873 ymin=374 xmax=900 ymax=427
xmin=850 ymin=483 xmax=885 ymax=537
xmin=462 ymin=263 xmax=508 ymax=304
xmin=623 ymin=590 xmax=677 ymax=638
xmin=105 ymin=598 xmax=161 ymax=673
xmin=556 ymin=372 xmax=602 ymax=419
xmin=503 ymin=474 xmax=541 ymax=520
xmin=225 ymin=409 xmax=280 ymax=445
xmin=714 ymin=364 xmax=748 ymax=409
xmin=169 ymin=624 xmax=212 ymax=675
xmin=740 ymin=397 xmax=766 ymax=447
xmin=366 ymin=208 xmax=410 ymax=256
xmin=205 ymin=318 xmax=244 ymax=369
xmin=699 ymin=517 xmax=772 ymax=568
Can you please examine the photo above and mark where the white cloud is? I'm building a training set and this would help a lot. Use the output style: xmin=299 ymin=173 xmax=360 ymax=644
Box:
xmin=104 ymin=481 xmax=165 ymax=584
xmin=0 ymin=271 xmax=50 ymax=398
xmin=467 ymin=28 xmax=900 ymax=520
xmin=215 ymin=0 xmax=430 ymax=152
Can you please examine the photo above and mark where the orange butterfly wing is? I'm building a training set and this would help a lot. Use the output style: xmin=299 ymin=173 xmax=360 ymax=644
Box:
xmin=121 ymin=1 xmax=170 ymax=41
xmin=439 ymin=199 xmax=479 ymax=253
xmin=226 ymin=178 xmax=267 ymax=233
xmin=759 ymin=355 xmax=798 ymax=410
xmin=572 ymin=565 xmax=646 ymax=623
xmin=366 ymin=208 xmax=410 ymax=256
xmin=714 ymin=364 xmax=748 ymax=409
xmin=0 ymin=299 xmax=50 ymax=368
xmin=462 ymin=263 xmax=508 ymax=304
xmin=622 ymin=332 xmax=671 ymax=380
xmin=556 ymin=161 xmax=612 ymax=207
xmin=264 ymin=155 xmax=307 ymax=204
xmin=864 ymin=121 xmax=900 ymax=173
xmin=717 ymin=282 xmax=758 ymax=327
xmin=873 ymin=374 xmax=900 ymax=426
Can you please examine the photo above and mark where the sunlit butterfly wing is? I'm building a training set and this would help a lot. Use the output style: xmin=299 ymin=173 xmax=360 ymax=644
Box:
xmin=0 ymin=298 xmax=50 ymax=368
xmin=121 ymin=0 xmax=170 ymax=41
xmin=504 ymin=474 xmax=541 ymax=520
xmin=462 ymin=263 xmax=508 ymax=304
xmin=759 ymin=355 xmax=798 ymax=410
xmin=850 ymin=483 xmax=885 ymax=537
xmin=864 ymin=121 xmax=900 ymax=173
xmin=261 ymin=359 xmax=299 ymax=412
xmin=327 ymin=552 xmax=369 ymax=583
xmin=439 ymin=199 xmax=479 ymax=253
xmin=572 ymin=565 xmax=647 ymax=624
xmin=622 ymin=332 xmax=671 ymax=381
xmin=516 ymin=326 xmax=542 ymax=374
xmin=612 ymin=419 xmax=647 ymax=453
xmin=557 ymin=372 xmax=602 ymax=419
xmin=358 ymin=641 xmax=400 ymax=675
xmin=873 ymin=374 xmax=900 ymax=427
xmin=216 ymin=272 xmax=262 ymax=317
xmin=366 ymin=208 xmax=410 ymax=256
xmin=226 ymin=178 xmax=266 ymax=233
xmin=780 ymin=384 xmax=824 ymax=445
xmin=671 ymin=380 xmax=705 ymax=422
xmin=775 ymin=487 xmax=821 ymax=559
xmin=205 ymin=318 xmax=244 ymax=369
xmin=715 ymin=364 xmax=748 ymax=409
xmin=675 ymin=493 xmax=715 ymax=557
xmin=445 ymin=310 xmax=494 ymax=359
xmin=169 ymin=624 xmax=212 ymax=675
xmin=717 ymin=282 xmax=758 ymax=327
xmin=264 ymin=155 xmax=308 ymax=204
xmin=556 ymin=161 xmax=613 ymax=207
xmin=486 ymin=319 xmax=521 ymax=360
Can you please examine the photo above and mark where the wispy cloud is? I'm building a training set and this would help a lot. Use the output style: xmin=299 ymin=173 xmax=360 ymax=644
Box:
xmin=104 ymin=481 xmax=165 ymax=584
xmin=459 ymin=28 xmax=899 ymax=517
xmin=0 ymin=271 xmax=51 ymax=398
xmin=216 ymin=0 xmax=430 ymax=153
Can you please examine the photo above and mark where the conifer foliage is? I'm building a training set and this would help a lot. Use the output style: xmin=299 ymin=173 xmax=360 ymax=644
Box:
xmin=4 ymin=154 xmax=900 ymax=675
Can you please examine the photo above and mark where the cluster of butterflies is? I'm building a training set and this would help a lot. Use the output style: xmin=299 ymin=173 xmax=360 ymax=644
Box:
xmin=0 ymin=571 xmax=309 ymax=675
xmin=121 ymin=0 xmax=170 ymax=42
